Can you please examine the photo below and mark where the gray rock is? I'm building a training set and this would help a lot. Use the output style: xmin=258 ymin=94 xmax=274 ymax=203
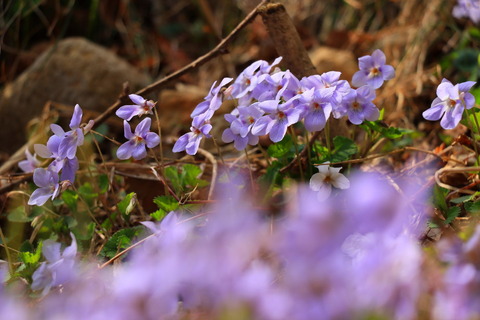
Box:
xmin=0 ymin=37 xmax=150 ymax=154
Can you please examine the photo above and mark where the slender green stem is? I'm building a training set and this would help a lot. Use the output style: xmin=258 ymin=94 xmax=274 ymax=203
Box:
xmin=324 ymin=120 xmax=332 ymax=153
xmin=465 ymin=108 xmax=480 ymax=165
xmin=244 ymin=148 xmax=255 ymax=191
xmin=153 ymin=107 xmax=165 ymax=176
xmin=304 ymin=132 xmax=313 ymax=177
xmin=70 ymin=185 xmax=107 ymax=234
xmin=211 ymin=136 xmax=231 ymax=180
xmin=0 ymin=225 xmax=13 ymax=276
xmin=258 ymin=144 xmax=271 ymax=166
xmin=289 ymin=127 xmax=304 ymax=181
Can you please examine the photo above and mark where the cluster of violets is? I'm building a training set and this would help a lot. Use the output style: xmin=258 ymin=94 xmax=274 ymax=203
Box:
xmin=173 ymin=49 xmax=395 ymax=155
xmin=115 ymin=94 xmax=160 ymax=160
xmin=23 ymin=105 xmax=94 ymax=206
xmin=3 ymin=172 xmax=480 ymax=319
xmin=453 ymin=0 xmax=480 ymax=24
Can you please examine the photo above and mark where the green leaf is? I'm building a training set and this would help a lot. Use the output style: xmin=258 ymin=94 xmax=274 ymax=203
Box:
xmin=18 ymin=242 xmax=43 ymax=266
xmin=360 ymin=121 xmax=413 ymax=139
xmin=330 ymin=136 xmax=357 ymax=163
xmin=7 ymin=206 xmax=33 ymax=222
xmin=152 ymin=196 xmax=179 ymax=221
xmin=100 ymin=227 xmax=143 ymax=259
xmin=461 ymin=107 xmax=480 ymax=132
xmin=465 ymin=201 xmax=480 ymax=214
xmin=78 ymin=183 xmax=98 ymax=206
xmin=181 ymin=164 xmax=209 ymax=188
xmin=118 ymin=192 xmax=136 ymax=216
xmin=165 ymin=166 xmax=182 ymax=193
xmin=267 ymin=135 xmax=294 ymax=159
xmin=98 ymin=174 xmax=109 ymax=193
xmin=259 ymin=160 xmax=284 ymax=187
xmin=72 ymin=221 xmax=96 ymax=241
xmin=444 ymin=206 xmax=461 ymax=225
xmin=433 ymin=185 xmax=448 ymax=212
xmin=450 ymin=195 xmax=475 ymax=204
xmin=62 ymin=189 xmax=78 ymax=211
xmin=453 ymin=48 xmax=480 ymax=73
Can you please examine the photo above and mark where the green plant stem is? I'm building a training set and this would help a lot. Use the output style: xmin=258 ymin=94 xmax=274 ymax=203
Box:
xmin=0 ymin=225 xmax=13 ymax=276
xmin=304 ymin=132 xmax=313 ymax=177
xmin=70 ymin=185 xmax=107 ymax=234
xmin=465 ymin=108 xmax=480 ymax=165
xmin=244 ymin=148 xmax=255 ymax=191
xmin=324 ymin=120 xmax=332 ymax=153
xmin=153 ymin=108 xmax=165 ymax=176
xmin=211 ymin=136 xmax=231 ymax=180
xmin=289 ymin=127 xmax=304 ymax=181
xmin=258 ymin=144 xmax=271 ymax=166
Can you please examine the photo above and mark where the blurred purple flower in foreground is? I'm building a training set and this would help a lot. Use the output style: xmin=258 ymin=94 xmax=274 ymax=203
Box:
xmin=116 ymin=94 xmax=156 ymax=121
xmin=351 ymin=49 xmax=395 ymax=89
xmin=117 ymin=117 xmax=160 ymax=160
xmin=31 ymin=233 xmax=77 ymax=296
xmin=422 ymin=78 xmax=476 ymax=129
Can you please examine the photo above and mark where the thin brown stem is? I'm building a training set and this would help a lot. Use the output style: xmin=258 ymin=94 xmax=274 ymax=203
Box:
xmin=91 ymin=0 xmax=268 ymax=128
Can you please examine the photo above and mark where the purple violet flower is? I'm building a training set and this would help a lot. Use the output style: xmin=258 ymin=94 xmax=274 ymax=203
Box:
xmin=251 ymin=98 xmax=302 ymax=143
xmin=191 ymin=77 xmax=233 ymax=118
xmin=28 ymin=168 xmax=61 ymax=206
xmin=117 ymin=117 xmax=160 ymax=160
xmin=115 ymin=94 xmax=156 ymax=121
xmin=351 ymin=49 xmax=395 ymax=89
xmin=297 ymin=87 xmax=335 ymax=132
xmin=35 ymin=136 xmax=79 ymax=183
xmin=18 ymin=149 xmax=40 ymax=173
xmin=52 ymin=104 xmax=90 ymax=160
xmin=172 ymin=114 xmax=212 ymax=155
xmin=422 ymin=78 xmax=476 ymax=130
xmin=222 ymin=105 xmax=263 ymax=150
xmin=336 ymin=86 xmax=379 ymax=125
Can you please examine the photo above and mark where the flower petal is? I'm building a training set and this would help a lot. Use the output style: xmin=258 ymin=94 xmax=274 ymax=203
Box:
xmin=371 ymin=49 xmax=386 ymax=66
xmin=145 ymin=132 xmax=160 ymax=148
xmin=330 ymin=172 xmax=350 ymax=189
xmin=33 ymin=168 xmax=53 ymax=188
xmin=69 ymin=104 xmax=83 ymax=129
xmin=222 ymin=128 xmax=235 ymax=143
xmin=34 ymin=143 xmax=52 ymax=158
xmin=116 ymin=105 xmax=140 ymax=121
xmin=122 ymin=122 xmax=133 ymax=141
xmin=304 ymin=109 xmax=326 ymax=132
xmin=381 ymin=65 xmax=395 ymax=80
xmin=422 ymin=103 xmax=445 ymax=121
xmin=129 ymin=94 xmax=146 ymax=105
xmin=28 ymin=187 xmax=54 ymax=206
xmin=135 ymin=117 xmax=152 ymax=136
xmin=116 ymin=141 xmax=134 ymax=160
xmin=132 ymin=144 xmax=147 ymax=160
xmin=50 ymin=124 xmax=65 ymax=137
xmin=351 ymin=71 xmax=367 ymax=88
xmin=269 ymin=120 xmax=288 ymax=142
xmin=172 ymin=133 xmax=190 ymax=153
